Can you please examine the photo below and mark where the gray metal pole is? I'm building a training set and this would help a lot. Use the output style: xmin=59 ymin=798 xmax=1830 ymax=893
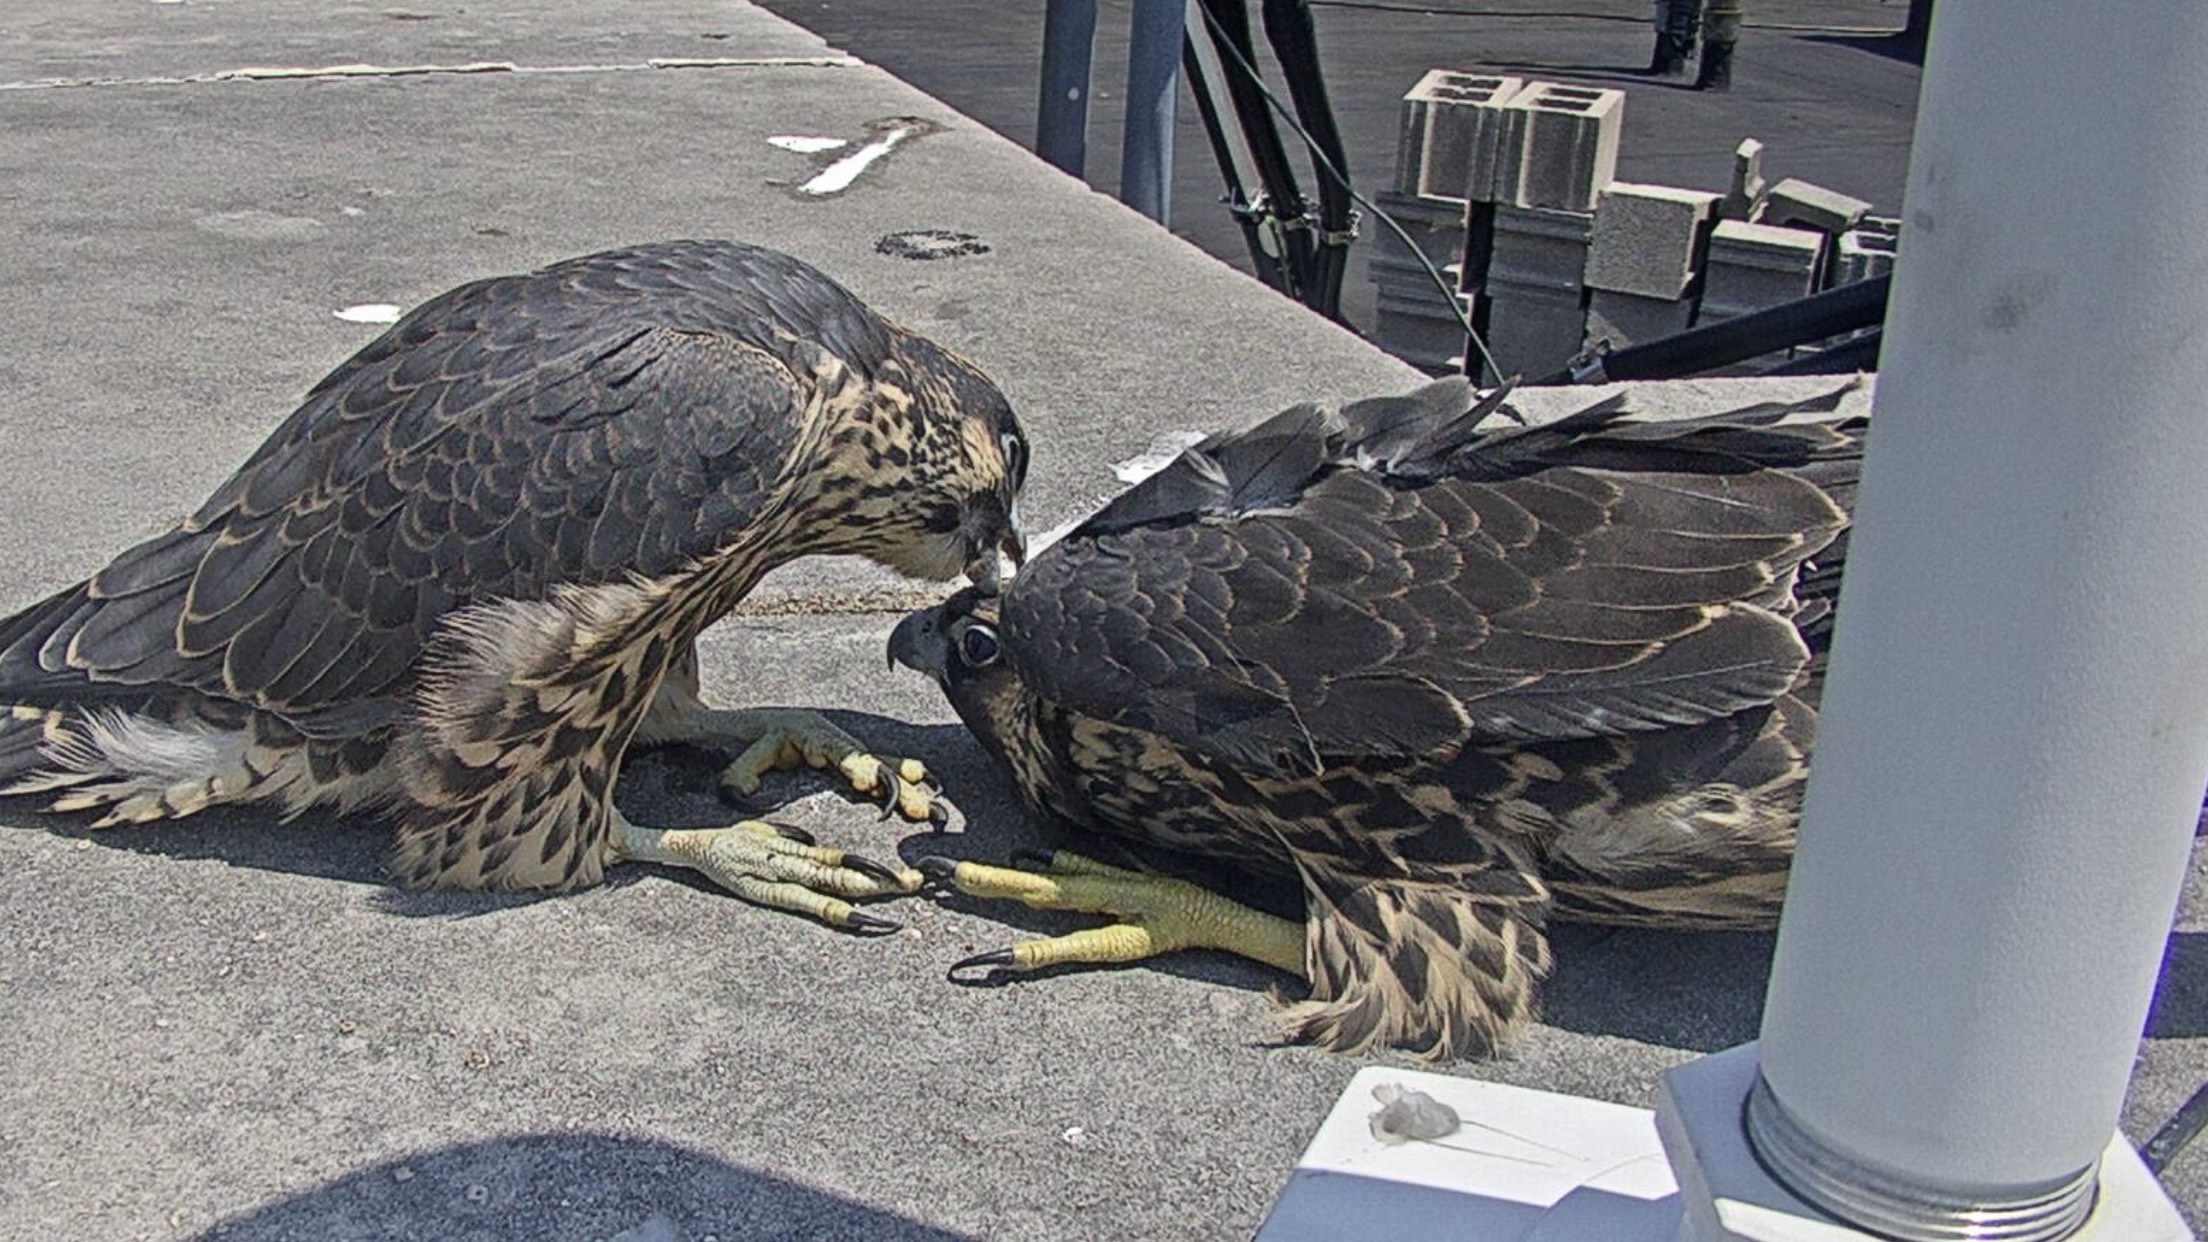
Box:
xmin=1746 ymin=0 xmax=2208 ymax=1236
xmin=1037 ymin=0 xmax=1098 ymax=178
xmin=1119 ymin=0 xmax=1184 ymax=224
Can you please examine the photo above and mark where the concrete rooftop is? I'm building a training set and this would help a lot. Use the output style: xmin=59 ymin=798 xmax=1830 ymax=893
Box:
xmin=0 ymin=3 xmax=2201 ymax=1240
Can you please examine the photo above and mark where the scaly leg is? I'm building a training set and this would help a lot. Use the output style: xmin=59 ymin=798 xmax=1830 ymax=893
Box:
xmin=610 ymin=809 xmax=924 ymax=931
xmin=919 ymin=850 xmax=1307 ymax=978
xmin=639 ymin=703 xmax=944 ymax=826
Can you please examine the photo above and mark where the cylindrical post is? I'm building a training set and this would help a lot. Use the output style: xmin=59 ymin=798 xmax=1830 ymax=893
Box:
xmin=1037 ymin=0 xmax=1098 ymax=178
xmin=1751 ymin=1 xmax=2208 ymax=1237
xmin=1119 ymin=0 xmax=1184 ymax=224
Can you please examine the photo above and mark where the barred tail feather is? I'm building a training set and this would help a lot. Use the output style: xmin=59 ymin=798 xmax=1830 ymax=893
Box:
xmin=1278 ymin=868 xmax=1553 ymax=1061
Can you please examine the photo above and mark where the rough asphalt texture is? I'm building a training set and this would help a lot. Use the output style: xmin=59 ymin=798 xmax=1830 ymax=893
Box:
xmin=0 ymin=3 xmax=2201 ymax=1240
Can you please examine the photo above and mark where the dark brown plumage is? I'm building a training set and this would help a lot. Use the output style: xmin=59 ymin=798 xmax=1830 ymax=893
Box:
xmin=892 ymin=378 xmax=1864 ymax=1059
xmin=0 ymin=239 xmax=1025 ymax=919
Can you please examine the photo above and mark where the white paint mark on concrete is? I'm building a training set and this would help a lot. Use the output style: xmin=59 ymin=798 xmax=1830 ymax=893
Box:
xmin=768 ymin=135 xmax=847 ymax=154
xmin=798 ymin=123 xmax=918 ymax=196
xmin=335 ymin=304 xmax=403 ymax=324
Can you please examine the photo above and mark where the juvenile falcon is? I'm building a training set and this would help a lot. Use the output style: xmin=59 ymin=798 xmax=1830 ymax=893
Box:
xmin=891 ymin=378 xmax=1861 ymax=1058
xmin=0 ymin=239 xmax=1027 ymax=930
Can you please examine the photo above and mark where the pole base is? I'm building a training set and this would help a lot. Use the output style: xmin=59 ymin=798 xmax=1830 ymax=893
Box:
xmin=1655 ymin=1044 xmax=2194 ymax=1242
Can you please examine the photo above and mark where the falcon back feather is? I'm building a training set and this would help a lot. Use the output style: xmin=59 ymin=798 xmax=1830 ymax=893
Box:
xmin=921 ymin=378 xmax=1868 ymax=1060
xmin=2 ymin=239 xmax=1023 ymax=897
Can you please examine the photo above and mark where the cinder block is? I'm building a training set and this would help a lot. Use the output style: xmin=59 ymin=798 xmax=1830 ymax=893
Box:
xmin=1493 ymin=81 xmax=1624 ymax=211
xmin=1761 ymin=177 xmax=1873 ymax=233
xmin=1721 ymin=137 xmax=1767 ymax=221
xmin=1485 ymin=204 xmax=1594 ymax=294
xmin=1479 ymin=278 xmax=1586 ymax=383
xmin=1375 ymin=289 xmax=1474 ymax=374
xmin=1828 ymin=222 xmax=1898 ymax=287
xmin=1585 ymin=287 xmax=1696 ymax=349
xmin=1700 ymin=219 xmax=1826 ymax=320
xmin=1369 ymin=188 xmax=1468 ymax=271
xmin=1584 ymin=181 xmax=1720 ymax=297
xmin=1368 ymin=254 xmax=1466 ymax=312
xmin=1394 ymin=70 xmax=1524 ymax=202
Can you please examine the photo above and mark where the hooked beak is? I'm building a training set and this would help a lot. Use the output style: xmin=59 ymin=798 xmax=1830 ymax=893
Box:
xmin=964 ymin=503 xmax=1026 ymax=596
xmin=888 ymin=605 xmax=951 ymax=679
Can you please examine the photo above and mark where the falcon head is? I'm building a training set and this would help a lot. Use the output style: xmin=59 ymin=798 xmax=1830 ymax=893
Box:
xmin=860 ymin=341 xmax=1029 ymax=594
xmin=887 ymin=587 xmax=1020 ymax=751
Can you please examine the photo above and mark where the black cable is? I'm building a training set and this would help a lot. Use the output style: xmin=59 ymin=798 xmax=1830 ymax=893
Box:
xmin=1759 ymin=329 xmax=1882 ymax=376
xmin=1194 ymin=0 xmax=1506 ymax=380
xmin=1198 ymin=0 xmax=1319 ymax=298
xmin=1182 ymin=39 xmax=1291 ymax=292
xmin=1261 ymin=0 xmax=1356 ymax=321
xmin=2142 ymin=1081 xmax=2208 ymax=1175
xmin=1546 ymin=276 xmax=1890 ymax=384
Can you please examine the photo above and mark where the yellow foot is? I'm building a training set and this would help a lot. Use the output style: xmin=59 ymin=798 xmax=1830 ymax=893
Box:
xmin=918 ymin=850 xmax=1309 ymax=979
xmin=711 ymin=709 xmax=944 ymax=826
xmin=612 ymin=812 xmax=925 ymax=932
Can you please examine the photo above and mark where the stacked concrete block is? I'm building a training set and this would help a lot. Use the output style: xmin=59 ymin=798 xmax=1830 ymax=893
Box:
xmin=1721 ymin=137 xmax=1767 ymax=221
xmin=1367 ymin=188 xmax=1472 ymax=372
xmin=1481 ymin=282 xmax=1587 ymax=382
xmin=1761 ymin=177 xmax=1873 ymax=234
xmin=1394 ymin=70 xmax=1524 ymax=203
xmin=1488 ymin=204 xmax=1594 ymax=293
xmin=1369 ymin=188 xmax=1468 ymax=272
xmin=1376 ymin=289 xmax=1478 ymax=375
xmin=1699 ymin=219 xmax=1827 ymax=321
xmin=1585 ymin=288 xmax=1696 ymax=350
xmin=1832 ymin=215 xmax=1900 ymax=286
xmin=1480 ymin=205 xmax=1593 ymax=383
xmin=1585 ymin=181 xmax=1719 ymax=298
xmin=1577 ymin=182 xmax=1718 ymax=349
xmin=1493 ymin=82 xmax=1625 ymax=211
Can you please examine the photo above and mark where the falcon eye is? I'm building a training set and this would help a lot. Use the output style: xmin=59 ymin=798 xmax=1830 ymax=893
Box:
xmin=957 ymin=625 xmax=1002 ymax=668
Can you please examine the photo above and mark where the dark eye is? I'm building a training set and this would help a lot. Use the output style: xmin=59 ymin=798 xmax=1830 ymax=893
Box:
xmin=957 ymin=624 xmax=1002 ymax=668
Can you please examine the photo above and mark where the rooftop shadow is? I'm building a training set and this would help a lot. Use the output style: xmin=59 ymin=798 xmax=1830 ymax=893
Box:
xmin=188 ymin=1132 xmax=977 ymax=1242
xmin=0 ymin=708 xmax=997 ymax=922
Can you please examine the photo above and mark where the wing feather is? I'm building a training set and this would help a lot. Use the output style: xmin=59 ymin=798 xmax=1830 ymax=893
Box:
xmin=1004 ymin=383 xmax=1862 ymax=774
xmin=0 ymin=241 xmax=856 ymax=731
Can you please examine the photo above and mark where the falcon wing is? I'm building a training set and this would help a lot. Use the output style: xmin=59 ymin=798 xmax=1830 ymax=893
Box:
xmin=1001 ymin=382 xmax=1858 ymax=777
xmin=0 ymin=244 xmax=825 ymax=736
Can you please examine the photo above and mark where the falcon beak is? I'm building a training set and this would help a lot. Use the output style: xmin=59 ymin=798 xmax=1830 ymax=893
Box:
xmin=964 ymin=503 xmax=1025 ymax=596
xmin=965 ymin=553 xmax=1002 ymax=596
xmin=888 ymin=606 xmax=950 ymax=680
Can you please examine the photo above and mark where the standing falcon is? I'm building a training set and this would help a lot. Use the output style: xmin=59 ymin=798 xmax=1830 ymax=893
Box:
xmin=0 ymin=239 xmax=1027 ymax=929
xmin=891 ymin=378 xmax=1861 ymax=1058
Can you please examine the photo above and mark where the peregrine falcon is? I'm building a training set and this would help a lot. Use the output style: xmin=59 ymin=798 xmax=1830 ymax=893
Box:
xmin=0 ymin=239 xmax=1026 ymax=930
xmin=891 ymin=378 xmax=1862 ymax=1058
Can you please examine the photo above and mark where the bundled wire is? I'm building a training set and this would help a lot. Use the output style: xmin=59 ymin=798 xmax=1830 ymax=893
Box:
xmin=1190 ymin=0 xmax=1506 ymax=383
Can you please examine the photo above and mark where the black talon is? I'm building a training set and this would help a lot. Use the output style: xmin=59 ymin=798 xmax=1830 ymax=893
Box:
xmin=872 ymin=773 xmax=901 ymax=820
xmin=925 ymin=800 xmax=952 ymax=831
xmin=844 ymin=909 xmax=902 ymax=936
xmin=716 ymin=780 xmax=762 ymax=811
xmin=915 ymin=855 xmax=963 ymax=885
xmin=946 ymin=948 xmax=1019 ymax=984
xmin=769 ymin=821 xmax=816 ymax=846
xmin=844 ymin=853 xmax=908 ymax=887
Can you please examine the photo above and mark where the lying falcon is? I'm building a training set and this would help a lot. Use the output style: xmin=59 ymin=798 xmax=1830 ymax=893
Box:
xmin=0 ymin=239 xmax=1026 ymax=930
xmin=891 ymin=378 xmax=1861 ymax=1059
